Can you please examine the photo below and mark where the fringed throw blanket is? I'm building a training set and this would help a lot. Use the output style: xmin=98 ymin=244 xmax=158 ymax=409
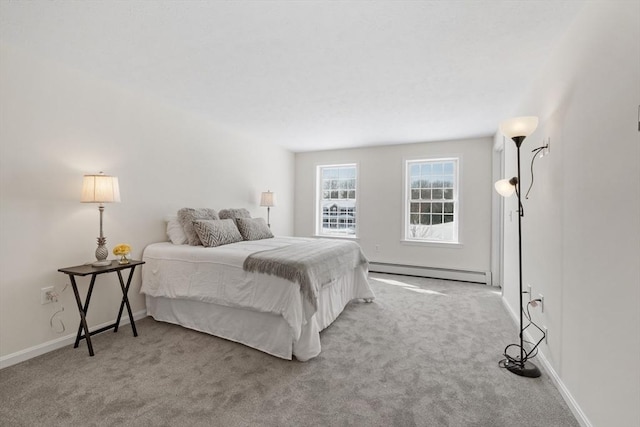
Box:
xmin=243 ymin=239 xmax=368 ymax=311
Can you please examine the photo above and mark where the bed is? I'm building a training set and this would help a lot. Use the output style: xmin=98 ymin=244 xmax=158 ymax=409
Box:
xmin=141 ymin=236 xmax=375 ymax=361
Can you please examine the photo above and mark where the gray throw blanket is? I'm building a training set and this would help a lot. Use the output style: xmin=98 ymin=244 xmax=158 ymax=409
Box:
xmin=243 ymin=239 xmax=369 ymax=311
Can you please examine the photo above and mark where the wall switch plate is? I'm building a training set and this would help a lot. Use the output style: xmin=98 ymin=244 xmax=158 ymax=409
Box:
xmin=41 ymin=286 xmax=55 ymax=305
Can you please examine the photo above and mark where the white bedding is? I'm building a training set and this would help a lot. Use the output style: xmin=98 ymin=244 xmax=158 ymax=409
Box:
xmin=141 ymin=237 xmax=375 ymax=359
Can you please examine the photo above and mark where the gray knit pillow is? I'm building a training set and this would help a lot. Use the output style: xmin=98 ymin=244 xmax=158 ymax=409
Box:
xmin=236 ymin=217 xmax=274 ymax=241
xmin=193 ymin=219 xmax=243 ymax=247
xmin=218 ymin=208 xmax=251 ymax=226
xmin=178 ymin=208 xmax=219 ymax=246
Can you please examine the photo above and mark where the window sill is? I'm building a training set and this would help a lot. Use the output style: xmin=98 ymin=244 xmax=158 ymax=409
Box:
xmin=314 ymin=234 xmax=359 ymax=241
xmin=400 ymin=239 xmax=463 ymax=248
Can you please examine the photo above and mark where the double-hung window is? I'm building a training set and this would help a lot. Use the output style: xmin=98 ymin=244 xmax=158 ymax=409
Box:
xmin=405 ymin=158 xmax=459 ymax=243
xmin=317 ymin=164 xmax=357 ymax=237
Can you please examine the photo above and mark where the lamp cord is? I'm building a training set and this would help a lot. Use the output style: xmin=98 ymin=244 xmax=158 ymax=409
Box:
xmin=498 ymin=299 xmax=546 ymax=369
xmin=48 ymin=283 xmax=68 ymax=334
xmin=525 ymin=145 xmax=548 ymax=200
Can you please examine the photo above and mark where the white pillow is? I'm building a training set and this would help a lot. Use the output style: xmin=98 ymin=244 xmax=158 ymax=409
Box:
xmin=165 ymin=215 xmax=187 ymax=245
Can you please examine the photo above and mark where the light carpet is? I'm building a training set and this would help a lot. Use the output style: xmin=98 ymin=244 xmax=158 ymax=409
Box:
xmin=0 ymin=273 xmax=579 ymax=426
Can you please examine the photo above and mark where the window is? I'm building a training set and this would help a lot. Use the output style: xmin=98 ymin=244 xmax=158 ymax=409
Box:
xmin=317 ymin=164 xmax=357 ymax=236
xmin=405 ymin=158 xmax=459 ymax=243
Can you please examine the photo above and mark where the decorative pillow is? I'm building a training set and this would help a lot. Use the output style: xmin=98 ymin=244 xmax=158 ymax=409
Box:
xmin=236 ymin=217 xmax=274 ymax=241
xmin=178 ymin=208 xmax=219 ymax=246
xmin=218 ymin=208 xmax=251 ymax=226
xmin=165 ymin=215 xmax=187 ymax=245
xmin=193 ymin=219 xmax=243 ymax=247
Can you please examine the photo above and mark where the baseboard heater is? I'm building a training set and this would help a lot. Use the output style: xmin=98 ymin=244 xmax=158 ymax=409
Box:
xmin=369 ymin=262 xmax=491 ymax=285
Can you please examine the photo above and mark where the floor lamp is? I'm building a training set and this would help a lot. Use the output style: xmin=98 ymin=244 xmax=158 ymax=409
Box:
xmin=495 ymin=116 xmax=542 ymax=378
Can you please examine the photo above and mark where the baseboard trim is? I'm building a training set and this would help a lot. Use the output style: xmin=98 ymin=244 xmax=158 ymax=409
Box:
xmin=369 ymin=262 xmax=491 ymax=285
xmin=500 ymin=298 xmax=592 ymax=427
xmin=0 ymin=310 xmax=147 ymax=370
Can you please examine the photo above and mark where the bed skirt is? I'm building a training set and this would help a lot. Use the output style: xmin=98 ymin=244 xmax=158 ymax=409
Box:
xmin=145 ymin=264 xmax=373 ymax=361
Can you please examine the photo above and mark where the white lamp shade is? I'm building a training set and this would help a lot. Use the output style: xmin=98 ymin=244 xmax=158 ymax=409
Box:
xmin=499 ymin=116 xmax=539 ymax=139
xmin=260 ymin=191 xmax=276 ymax=207
xmin=81 ymin=173 xmax=121 ymax=203
xmin=494 ymin=179 xmax=516 ymax=197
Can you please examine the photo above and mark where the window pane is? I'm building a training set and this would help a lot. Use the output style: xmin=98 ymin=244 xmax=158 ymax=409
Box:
xmin=444 ymin=189 xmax=453 ymax=199
xmin=444 ymin=202 xmax=454 ymax=213
xmin=444 ymin=162 xmax=454 ymax=174
xmin=324 ymin=168 xmax=338 ymax=179
xmin=410 ymin=214 xmax=419 ymax=224
xmin=433 ymin=203 xmax=443 ymax=213
xmin=331 ymin=190 xmax=338 ymax=199
xmin=420 ymin=214 xmax=430 ymax=225
xmin=420 ymin=189 xmax=431 ymax=199
xmin=410 ymin=203 xmax=419 ymax=213
xmin=432 ymin=214 xmax=443 ymax=225
xmin=420 ymin=164 xmax=432 ymax=175
xmin=347 ymin=190 xmax=355 ymax=199
xmin=444 ymin=215 xmax=454 ymax=223
xmin=433 ymin=163 xmax=443 ymax=175
xmin=338 ymin=168 xmax=347 ymax=179
xmin=432 ymin=189 xmax=443 ymax=199
xmin=410 ymin=164 xmax=420 ymax=177
xmin=411 ymin=189 xmax=420 ymax=199
xmin=421 ymin=202 xmax=431 ymax=213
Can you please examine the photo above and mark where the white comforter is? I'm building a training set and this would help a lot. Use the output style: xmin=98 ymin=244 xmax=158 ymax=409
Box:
xmin=141 ymin=237 xmax=328 ymax=340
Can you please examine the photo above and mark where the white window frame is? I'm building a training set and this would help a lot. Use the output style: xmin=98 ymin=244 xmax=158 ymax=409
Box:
xmin=403 ymin=157 xmax=460 ymax=245
xmin=316 ymin=163 xmax=358 ymax=238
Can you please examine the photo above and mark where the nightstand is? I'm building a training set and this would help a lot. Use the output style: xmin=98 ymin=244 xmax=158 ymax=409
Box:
xmin=58 ymin=260 xmax=145 ymax=356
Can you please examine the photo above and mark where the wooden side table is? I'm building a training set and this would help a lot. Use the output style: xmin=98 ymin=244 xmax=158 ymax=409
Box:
xmin=58 ymin=260 xmax=145 ymax=356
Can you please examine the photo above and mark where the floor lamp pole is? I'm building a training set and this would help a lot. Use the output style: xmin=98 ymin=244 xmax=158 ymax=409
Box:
xmin=507 ymin=137 xmax=541 ymax=378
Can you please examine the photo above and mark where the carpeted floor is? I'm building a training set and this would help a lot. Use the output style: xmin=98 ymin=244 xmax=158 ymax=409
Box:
xmin=0 ymin=273 xmax=579 ymax=426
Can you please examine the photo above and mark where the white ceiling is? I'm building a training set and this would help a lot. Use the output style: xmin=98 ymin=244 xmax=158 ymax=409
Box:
xmin=0 ymin=0 xmax=585 ymax=152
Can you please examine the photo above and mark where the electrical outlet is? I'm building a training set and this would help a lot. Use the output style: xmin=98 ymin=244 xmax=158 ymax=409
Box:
xmin=539 ymin=294 xmax=544 ymax=313
xmin=544 ymin=137 xmax=551 ymax=156
xmin=41 ymin=286 xmax=55 ymax=305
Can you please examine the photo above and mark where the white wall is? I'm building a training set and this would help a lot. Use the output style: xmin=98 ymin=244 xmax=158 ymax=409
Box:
xmin=500 ymin=2 xmax=640 ymax=426
xmin=0 ymin=44 xmax=294 ymax=360
xmin=294 ymin=137 xmax=493 ymax=274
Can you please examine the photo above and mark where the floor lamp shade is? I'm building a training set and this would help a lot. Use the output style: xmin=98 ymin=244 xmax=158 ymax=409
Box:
xmin=494 ymin=178 xmax=517 ymax=197
xmin=81 ymin=173 xmax=120 ymax=266
xmin=499 ymin=116 xmax=539 ymax=140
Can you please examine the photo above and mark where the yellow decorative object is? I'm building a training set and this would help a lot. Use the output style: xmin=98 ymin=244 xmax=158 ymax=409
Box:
xmin=113 ymin=243 xmax=131 ymax=264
